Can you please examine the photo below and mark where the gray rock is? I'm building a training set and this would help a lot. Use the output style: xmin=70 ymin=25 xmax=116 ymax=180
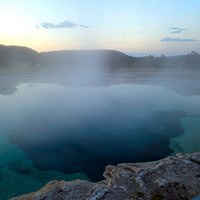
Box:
xmin=11 ymin=152 xmax=200 ymax=200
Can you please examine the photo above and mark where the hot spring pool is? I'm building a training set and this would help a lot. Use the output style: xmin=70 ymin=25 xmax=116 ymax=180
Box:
xmin=0 ymin=83 xmax=200 ymax=199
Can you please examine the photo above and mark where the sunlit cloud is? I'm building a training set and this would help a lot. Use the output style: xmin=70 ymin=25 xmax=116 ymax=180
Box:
xmin=160 ymin=37 xmax=197 ymax=42
xmin=36 ymin=21 xmax=90 ymax=30
xmin=36 ymin=20 xmax=77 ymax=29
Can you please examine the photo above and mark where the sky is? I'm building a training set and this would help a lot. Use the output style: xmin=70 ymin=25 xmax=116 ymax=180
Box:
xmin=0 ymin=0 xmax=199 ymax=55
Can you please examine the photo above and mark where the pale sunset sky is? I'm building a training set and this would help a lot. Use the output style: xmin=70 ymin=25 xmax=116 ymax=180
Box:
xmin=0 ymin=0 xmax=199 ymax=55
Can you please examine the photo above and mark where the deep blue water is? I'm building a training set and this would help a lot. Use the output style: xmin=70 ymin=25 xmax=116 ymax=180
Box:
xmin=11 ymin=109 xmax=184 ymax=180
xmin=0 ymin=83 xmax=200 ymax=199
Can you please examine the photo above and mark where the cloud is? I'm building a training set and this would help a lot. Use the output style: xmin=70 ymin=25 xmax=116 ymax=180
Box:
xmin=37 ymin=20 xmax=77 ymax=29
xmin=80 ymin=25 xmax=90 ymax=28
xmin=171 ymin=30 xmax=182 ymax=34
xmin=160 ymin=37 xmax=198 ymax=42
xmin=170 ymin=27 xmax=187 ymax=34
xmin=170 ymin=27 xmax=187 ymax=31
xmin=36 ymin=21 xmax=90 ymax=30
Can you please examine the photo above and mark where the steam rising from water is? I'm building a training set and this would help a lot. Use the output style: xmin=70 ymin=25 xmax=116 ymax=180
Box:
xmin=38 ymin=51 xmax=111 ymax=87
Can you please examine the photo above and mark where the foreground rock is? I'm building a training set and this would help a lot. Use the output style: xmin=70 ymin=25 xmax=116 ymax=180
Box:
xmin=11 ymin=152 xmax=200 ymax=200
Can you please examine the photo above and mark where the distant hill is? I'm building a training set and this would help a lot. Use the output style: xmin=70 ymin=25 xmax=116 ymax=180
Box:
xmin=0 ymin=44 xmax=200 ymax=72
xmin=0 ymin=45 xmax=38 ymax=65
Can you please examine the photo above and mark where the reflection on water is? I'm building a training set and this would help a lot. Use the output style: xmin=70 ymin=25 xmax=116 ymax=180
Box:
xmin=0 ymin=83 xmax=200 ymax=199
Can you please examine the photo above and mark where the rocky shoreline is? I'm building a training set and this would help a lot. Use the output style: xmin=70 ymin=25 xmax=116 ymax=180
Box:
xmin=11 ymin=152 xmax=200 ymax=200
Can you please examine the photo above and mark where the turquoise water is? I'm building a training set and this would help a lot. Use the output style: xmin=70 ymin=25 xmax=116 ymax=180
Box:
xmin=0 ymin=83 xmax=200 ymax=199
xmin=192 ymin=196 xmax=200 ymax=200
